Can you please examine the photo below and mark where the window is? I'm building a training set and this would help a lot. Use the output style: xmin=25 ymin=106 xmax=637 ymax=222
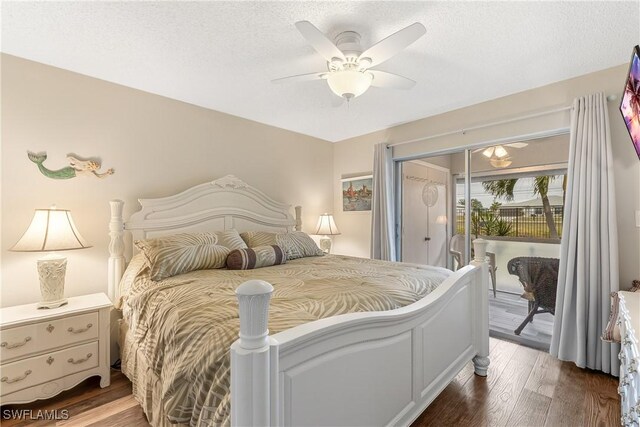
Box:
xmin=454 ymin=168 xmax=566 ymax=241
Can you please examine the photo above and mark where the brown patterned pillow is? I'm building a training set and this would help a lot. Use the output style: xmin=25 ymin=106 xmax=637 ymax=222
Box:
xmin=240 ymin=231 xmax=323 ymax=260
xmin=602 ymin=280 xmax=640 ymax=343
xmin=226 ymin=245 xmax=287 ymax=270
xmin=135 ymin=232 xmax=230 ymax=281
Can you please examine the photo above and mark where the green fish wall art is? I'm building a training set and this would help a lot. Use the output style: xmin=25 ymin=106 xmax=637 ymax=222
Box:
xmin=27 ymin=151 xmax=115 ymax=179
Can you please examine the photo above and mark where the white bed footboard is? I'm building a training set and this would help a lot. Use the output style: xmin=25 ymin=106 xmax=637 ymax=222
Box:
xmin=231 ymin=239 xmax=490 ymax=427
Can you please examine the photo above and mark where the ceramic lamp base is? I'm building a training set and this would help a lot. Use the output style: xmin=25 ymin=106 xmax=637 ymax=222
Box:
xmin=36 ymin=254 xmax=68 ymax=309
xmin=319 ymin=236 xmax=332 ymax=254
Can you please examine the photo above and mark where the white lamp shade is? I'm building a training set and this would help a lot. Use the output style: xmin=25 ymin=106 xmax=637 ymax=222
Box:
xmin=11 ymin=209 xmax=90 ymax=252
xmin=314 ymin=214 xmax=341 ymax=236
xmin=327 ymin=71 xmax=373 ymax=99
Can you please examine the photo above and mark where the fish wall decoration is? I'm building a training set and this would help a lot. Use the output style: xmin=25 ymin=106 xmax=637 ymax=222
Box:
xmin=27 ymin=151 xmax=114 ymax=179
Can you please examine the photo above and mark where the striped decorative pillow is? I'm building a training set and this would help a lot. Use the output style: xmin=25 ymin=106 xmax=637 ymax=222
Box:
xmin=240 ymin=231 xmax=324 ymax=260
xmin=226 ymin=245 xmax=287 ymax=270
xmin=135 ymin=232 xmax=230 ymax=281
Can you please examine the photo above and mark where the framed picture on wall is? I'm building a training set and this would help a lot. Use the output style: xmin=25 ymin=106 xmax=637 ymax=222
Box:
xmin=341 ymin=175 xmax=373 ymax=212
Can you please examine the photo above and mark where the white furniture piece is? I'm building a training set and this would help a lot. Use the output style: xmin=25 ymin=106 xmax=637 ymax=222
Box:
xmin=108 ymin=175 xmax=490 ymax=427
xmin=618 ymin=291 xmax=640 ymax=425
xmin=0 ymin=293 xmax=112 ymax=405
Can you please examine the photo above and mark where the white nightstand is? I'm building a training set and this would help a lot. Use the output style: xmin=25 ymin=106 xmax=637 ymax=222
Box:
xmin=0 ymin=293 xmax=112 ymax=405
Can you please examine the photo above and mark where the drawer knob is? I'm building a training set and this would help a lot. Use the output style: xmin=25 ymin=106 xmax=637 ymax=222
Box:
xmin=67 ymin=323 xmax=93 ymax=334
xmin=46 ymin=324 xmax=55 ymax=333
xmin=46 ymin=356 xmax=55 ymax=365
xmin=1 ymin=370 xmax=32 ymax=384
xmin=1 ymin=336 xmax=32 ymax=349
xmin=68 ymin=353 xmax=93 ymax=365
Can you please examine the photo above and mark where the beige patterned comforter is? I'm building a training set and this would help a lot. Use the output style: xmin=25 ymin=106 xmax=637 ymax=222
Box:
xmin=120 ymin=255 xmax=451 ymax=426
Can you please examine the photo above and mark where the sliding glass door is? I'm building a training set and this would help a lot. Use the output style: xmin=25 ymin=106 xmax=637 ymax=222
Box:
xmin=396 ymin=134 xmax=569 ymax=350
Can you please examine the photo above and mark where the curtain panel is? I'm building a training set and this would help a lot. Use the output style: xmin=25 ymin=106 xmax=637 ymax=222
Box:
xmin=550 ymin=92 xmax=620 ymax=375
xmin=370 ymin=143 xmax=397 ymax=261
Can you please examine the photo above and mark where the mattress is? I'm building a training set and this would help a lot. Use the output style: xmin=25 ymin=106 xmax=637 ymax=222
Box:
xmin=119 ymin=254 xmax=451 ymax=426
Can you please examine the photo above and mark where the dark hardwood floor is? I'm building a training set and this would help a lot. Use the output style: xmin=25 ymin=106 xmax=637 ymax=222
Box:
xmin=412 ymin=338 xmax=620 ymax=426
xmin=1 ymin=338 xmax=619 ymax=426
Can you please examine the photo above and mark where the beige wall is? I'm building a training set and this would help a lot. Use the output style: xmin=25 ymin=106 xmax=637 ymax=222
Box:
xmin=333 ymin=64 xmax=640 ymax=288
xmin=1 ymin=54 xmax=334 ymax=307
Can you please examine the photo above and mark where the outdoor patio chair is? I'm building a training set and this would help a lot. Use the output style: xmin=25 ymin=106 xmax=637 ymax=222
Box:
xmin=449 ymin=234 xmax=464 ymax=270
xmin=449 ymin=234 xmax=497 ymax=297
xmin=507 ymin=256 xmax=560 ymax=335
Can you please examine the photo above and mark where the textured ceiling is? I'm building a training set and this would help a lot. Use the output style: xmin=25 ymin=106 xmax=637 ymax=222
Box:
xmin=2 ymin=1 xmax=639 ymax=142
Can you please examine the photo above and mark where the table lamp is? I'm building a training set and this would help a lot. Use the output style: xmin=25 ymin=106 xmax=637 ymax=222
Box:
xmin=314 ymin=213 xmax=340 ymax=254
xmin=11 ymin=207 xmax=91 ymax=309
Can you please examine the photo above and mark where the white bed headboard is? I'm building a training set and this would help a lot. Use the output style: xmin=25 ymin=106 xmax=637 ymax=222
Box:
xmin=108 ymin=175 xmax=302 ymax=301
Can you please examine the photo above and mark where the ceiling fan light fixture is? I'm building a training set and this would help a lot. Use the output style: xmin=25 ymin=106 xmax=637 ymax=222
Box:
xmin=357 ymin=57 xmax=372 ymax=70
xmin=327 ymin=70 xmax=373 ymax=99
xmin=482 ymin=147 xmax=494 ymax=158
xmin=494 ymin=145 xmax=508 ymax=158
xmin=490 ymin=157 xmax=513 ymax=168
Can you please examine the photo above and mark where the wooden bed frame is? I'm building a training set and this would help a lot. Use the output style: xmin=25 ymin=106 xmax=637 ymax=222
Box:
xmin=108 ymin=174 xmax=490 ymax=427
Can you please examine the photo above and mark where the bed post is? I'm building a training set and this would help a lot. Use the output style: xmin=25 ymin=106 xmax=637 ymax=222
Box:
xmin=295 ymin=205 xmax=302 ymax=231
xmin=471 ymin=238 xmax=490 ymax=377
xmin=231 ymin=280 xmax=277 ymax=427
xmin=108 ymin=200 xmax=126 ymax=302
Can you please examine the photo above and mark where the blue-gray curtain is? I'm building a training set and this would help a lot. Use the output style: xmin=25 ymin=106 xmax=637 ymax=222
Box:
xmin=370 ymin=143 xmax=397 ymax=261
xmin=550 ymin=92 xmax=619 ymax=376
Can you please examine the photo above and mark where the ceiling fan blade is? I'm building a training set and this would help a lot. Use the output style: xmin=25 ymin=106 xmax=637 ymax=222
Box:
xmin=271 ymin=72 xmax=326 ymax=84
xmin=472 ymin=147 xmax=486 ymax=153
xmin=368 ymin=70 xmax=415 ymax=89
xmin=295 ymin=21 xmax=346 ymax=62
xmin=359 ymin=22 xmax=426 ymax=67
xmin=506 ymin=142 xmax=529 ymax=149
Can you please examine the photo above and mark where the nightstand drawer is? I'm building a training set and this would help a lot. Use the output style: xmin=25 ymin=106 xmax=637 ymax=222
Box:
xmin=1 ymin=312 xmax=99 ymax=362
xmin=0 ymin=340 xmax=99 ymax=396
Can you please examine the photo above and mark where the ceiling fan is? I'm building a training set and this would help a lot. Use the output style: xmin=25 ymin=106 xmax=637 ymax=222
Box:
xmin=272 ymin=21 xmax=426 ymax=101
xmin=473 ymin=143 xmax=529 ymax=168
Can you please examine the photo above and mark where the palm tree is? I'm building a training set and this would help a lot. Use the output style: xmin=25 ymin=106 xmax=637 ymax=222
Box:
xmin=482 ymin=176 xmax=560 ymax=239
xmin=457 ymin=198 xmax=484 ymax=211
